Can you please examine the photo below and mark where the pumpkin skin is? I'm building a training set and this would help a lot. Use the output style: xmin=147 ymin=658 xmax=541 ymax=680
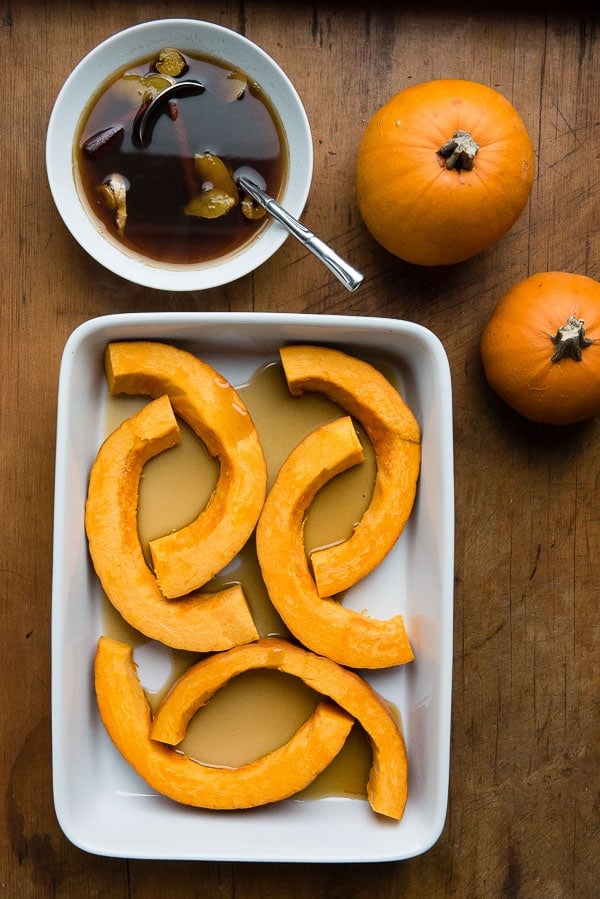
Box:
xmin=151 ymin=636 xmax=409 ymax=819
xmin=355 ymin=79 xmax=535 ymax=266
xmin=94 ymin=636 xmax=354 ymax=811
xmin=481 ymin=272 xmax=600 ymax=425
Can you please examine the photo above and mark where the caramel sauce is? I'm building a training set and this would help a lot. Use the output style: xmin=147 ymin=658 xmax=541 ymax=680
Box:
xmin=76 ymin=51 xmax=286 ymax=264
xmin=100 ymin=360 xmax=378 ymax=799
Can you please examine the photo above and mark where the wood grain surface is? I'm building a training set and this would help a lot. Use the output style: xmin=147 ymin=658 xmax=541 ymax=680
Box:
xmin=1 ymin=2 xmax=598 ymax=896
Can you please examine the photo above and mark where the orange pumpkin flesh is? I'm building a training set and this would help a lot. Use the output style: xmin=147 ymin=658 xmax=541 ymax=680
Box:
xmin=85 ymin=394 xmax=259 ymax=651
xmin=151 ymin=637 xmax=409 ymax=819
xmin=279 ymin=344 xmax=420 ymax=598
xmin=95 ymin=636 xmax=354 ymax=810
xmin=104 ymin=341 xmax=267 ymax=598
xmin=356 ymin=78 xmax=535 ymax=266
xmin=255 ymin=415 xmax=414 ymax=669
xmin=88 ymin=344 xmax=418 ymax=818
xmin=481 ymin=272 xmax=600 ymax=425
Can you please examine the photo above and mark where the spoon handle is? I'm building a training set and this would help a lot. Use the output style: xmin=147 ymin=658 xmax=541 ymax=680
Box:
xmin=236 ymin=176 xmax=363 ymax=292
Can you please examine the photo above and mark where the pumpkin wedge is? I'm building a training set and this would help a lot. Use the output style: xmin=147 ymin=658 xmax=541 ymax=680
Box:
xmin=95 ymin=636 xmax=354 ymax=810
xmin=104 ymin=341 xmax=267 ymax=598
xmin=279 ymin=345 xmax=421 ymax=597
xmin=151 ymin=637 xmax=409 ymax=819
xmin=85 ymin=394 xmax=258 ymax=651
xmin=255 ymin=416 xmax=413 ymax=669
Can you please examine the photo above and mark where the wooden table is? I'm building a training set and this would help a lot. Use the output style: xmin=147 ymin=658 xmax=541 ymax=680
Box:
xmin=2 ymin=2 xmax=598 ymax=895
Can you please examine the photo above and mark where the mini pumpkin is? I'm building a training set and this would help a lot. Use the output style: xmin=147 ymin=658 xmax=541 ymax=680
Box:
xmin=355 ymin=79 xmax=535 ymax=266
xmin=481 ymin=272 xmax=600 ymax=425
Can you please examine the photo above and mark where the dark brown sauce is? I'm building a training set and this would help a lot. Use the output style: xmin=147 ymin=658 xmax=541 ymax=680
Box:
xmin=76 ymin=51 xmax=286 ymax=263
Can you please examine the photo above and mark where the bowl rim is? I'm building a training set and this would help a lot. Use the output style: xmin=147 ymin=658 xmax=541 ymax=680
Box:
xmin=45 ymin=18 xmax=313 ymax=291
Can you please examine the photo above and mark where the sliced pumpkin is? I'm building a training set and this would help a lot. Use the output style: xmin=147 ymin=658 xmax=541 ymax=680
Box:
xmin=85 ymin=394 xmax=258 ymax=651
xmin=279 ymin=345 xmax=421 ymax=597
xmin=95 ymin=636 xmax=354 ymax=809
xmin=104 ymin=341 xmax=267 ymax=598
xmin=254 ymin=416 xmax=413 ymax=669
xmin=151 ymin=636 xmax=409 ymax=819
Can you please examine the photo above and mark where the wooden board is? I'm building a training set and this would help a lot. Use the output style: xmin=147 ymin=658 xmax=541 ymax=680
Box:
xmin=0 ymin=2 xmax=598 ymax=895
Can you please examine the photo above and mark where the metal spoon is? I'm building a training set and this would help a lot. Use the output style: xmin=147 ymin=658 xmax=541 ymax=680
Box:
xmin=132 ymin=80 xmax=205 ymax=148
xmin=236 ymin=175 xmax=364 ymax=292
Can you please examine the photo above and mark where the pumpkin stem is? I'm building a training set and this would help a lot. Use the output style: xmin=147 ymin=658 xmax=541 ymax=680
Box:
xmin=550 ymin=315 xmax=594 ymax=362
xmin=438 ymin=130 xmax=480 ymax=171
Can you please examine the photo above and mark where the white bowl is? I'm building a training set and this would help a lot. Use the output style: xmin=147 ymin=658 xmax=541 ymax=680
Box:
xmin=46 ymin=20 xmax=313 ymax=290
xmin=52 ymin=311 xmax=454 ymax=862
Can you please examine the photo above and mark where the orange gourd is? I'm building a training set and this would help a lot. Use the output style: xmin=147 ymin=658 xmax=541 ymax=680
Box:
xmin=255 ymin=415 xmax=414 ymax=669
xmin=355 ymin=79 xmax=535 ymax=266
xmin=481 ymin=271 xmax=600 ymax=425
xmin=85 ymin=394 xmax=259 ymax=651
xmin=279 ymin=344 xmax=420 ymax=598
xmin=151 ymin=637 xmax=409 ymax=819
xmin=104 ymin=341 xmax=267 ymax=599
xmin=94 ymin=636 xmax=354 ymax=810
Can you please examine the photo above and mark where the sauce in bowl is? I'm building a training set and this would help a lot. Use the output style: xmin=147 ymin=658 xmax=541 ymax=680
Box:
xmin=76 ymin=48 xmax=287 ymax=265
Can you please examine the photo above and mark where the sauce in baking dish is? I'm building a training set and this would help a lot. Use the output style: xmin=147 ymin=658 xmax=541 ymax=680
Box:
xmin=100 ymin=358 xmax=381 ymax=797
